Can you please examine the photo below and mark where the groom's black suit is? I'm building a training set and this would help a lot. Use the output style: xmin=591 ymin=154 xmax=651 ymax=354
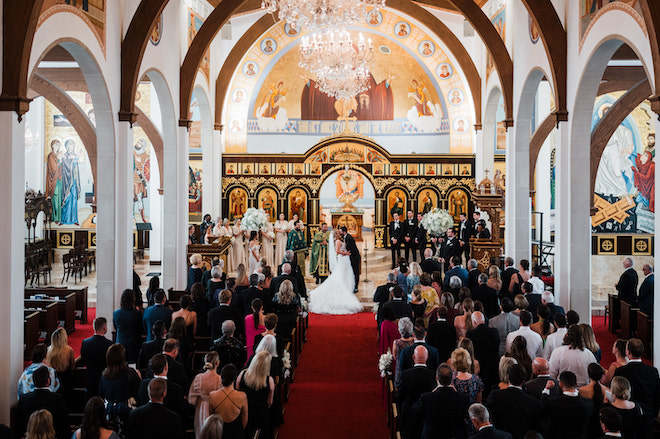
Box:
xmin=343 ymin=232 xmax=361 ymax=293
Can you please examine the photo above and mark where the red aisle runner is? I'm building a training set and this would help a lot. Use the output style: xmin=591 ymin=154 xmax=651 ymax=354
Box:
xmin=277 ymin=312 xmax=388 ymax=439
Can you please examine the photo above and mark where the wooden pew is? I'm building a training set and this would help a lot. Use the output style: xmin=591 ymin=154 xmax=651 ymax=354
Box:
xmin=620 ymin=300 xmax=639 ymax=339
xmin=24 ymin=311 xmax=40 ymax=361
xmin=24 ymin=300 xmax=58 ymax=342
xmin=25 ymin=294 xmax=76 ymax=334
xmin=636 ymin=310 xmax=653 ymax=359
xmin=608 ymin=294 xmax=621 ymax=333
xmin=168 ymin=289 xmax=187 ymax=311
xmin=26 ymin=286 xmax=89 ymax=324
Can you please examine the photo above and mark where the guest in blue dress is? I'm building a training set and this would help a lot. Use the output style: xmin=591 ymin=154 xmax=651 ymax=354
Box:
xmin=112 ymin=289 xmax=142 ymax=363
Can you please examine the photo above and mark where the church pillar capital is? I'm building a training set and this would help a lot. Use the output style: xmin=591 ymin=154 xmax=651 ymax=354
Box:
xmin=648 ymin=95 xmax=660 ymax=119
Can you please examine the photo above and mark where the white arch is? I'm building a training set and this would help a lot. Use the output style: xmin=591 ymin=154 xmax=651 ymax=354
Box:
xmin=193 ymin=85 xmax=217 ymax=220
xmin=479 ymin=86 xmax=502 ymax=182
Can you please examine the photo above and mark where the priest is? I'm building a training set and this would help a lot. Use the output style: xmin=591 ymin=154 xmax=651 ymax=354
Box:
xmin=287 ymin=220 xmax=308 ymax=275
xmin=309 ymin=223 xmax=330 ymax=284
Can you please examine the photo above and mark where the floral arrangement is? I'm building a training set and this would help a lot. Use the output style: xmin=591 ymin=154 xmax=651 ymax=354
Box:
xmin=282 ymin=349 xmax=292 ymax=378
xmin=240 ymin=208 xmax=269 ymax=232
xmin=420 ymin=208 xmax=454 ymax=236
xmin=267 ymin=231 xmax=275 ymax=240
xmin=379 ymin=349 xmax=394 ymax=377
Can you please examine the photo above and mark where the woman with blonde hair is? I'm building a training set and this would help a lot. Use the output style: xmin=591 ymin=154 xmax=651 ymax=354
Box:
xmin=454 ymin=298 xmax=474 ymax=341
xmin=451 ymin=347 xmax=484 ymax=404
xmin=487 ymin=265 xmax=502 ymax=293
xmin=46 ymin=327 xmax=75 ymax=401
xmin=579 ymin=323 xmax=602 ymax=362
xmin=407 ymin=262 xmax=423 ymax=295
xmin=235 ymin=263 xmax=250 ymax=289
xmin=188 ymin=253 xmax=204 ymax=291
xmin=25 ymin=409 xmax=55 ymax=439
xmin=189 ymin=351 xmax=222 ymax=439
xmin=199 ymin=414 xmax=224 ymax=439
xmin=273 ymin=279 xmax=300 ymax=337
xmin=497 ymin=356 xmax=518 ymax=390
xmin=209 ymin=364 xmax=248 ymax=439
xmin=237 ymin=351 xmax=275 ymax=438
xmin=609 ymin=376 xmax=644 ymax=439
xmin=512 ymin=294 xmax=529 ymax=317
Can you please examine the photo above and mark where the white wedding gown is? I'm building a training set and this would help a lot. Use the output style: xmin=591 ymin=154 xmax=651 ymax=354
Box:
xmin=309 ymin=232 xmax=364 ymax=315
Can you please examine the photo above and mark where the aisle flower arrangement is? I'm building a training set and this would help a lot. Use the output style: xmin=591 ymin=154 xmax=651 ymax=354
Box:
xmin=240 ymin=208 xmax=269 ymax=232
xmin=283 ymin=349 xmax=292 ymax=378
xmin=420 ymin=208 xmax=454 ymax=236
xmin=379 ymin=349 xmax=393 ymax=377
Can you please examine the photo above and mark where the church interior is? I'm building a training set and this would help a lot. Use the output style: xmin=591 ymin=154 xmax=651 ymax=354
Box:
xmin=2 ymin=0 xmax=660 ymax=437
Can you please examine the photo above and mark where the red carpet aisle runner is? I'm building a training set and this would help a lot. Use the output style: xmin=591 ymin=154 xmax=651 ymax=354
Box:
xmin=277 ymin=312 xmax=388 ymax=439
xmin=69 ymin=308 xmax=96 ymax=357
xmin=591 ymin=315 xmax=653 ymax=367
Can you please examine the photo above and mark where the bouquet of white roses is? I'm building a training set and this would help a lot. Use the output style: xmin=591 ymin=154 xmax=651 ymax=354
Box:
xmin=282 ymin=349 xmax=292 ymax=378
xmin=267 ymin=231 xmax=275 ymax=240
xmin=379 ymin=349 xmax=394 ymax=377
xmin=240 ymin=208 xmax=269 ymax=232
xmin=420 ymin=208 xmax=454 ymax=236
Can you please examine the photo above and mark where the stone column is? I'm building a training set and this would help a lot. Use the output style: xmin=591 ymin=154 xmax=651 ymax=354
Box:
xmin=654 ymin=114 xmax=660 ymax=367
xmin=176 ymin=126 xmax=190 ymax=289
xmin=0 ymin=113 xmax=26 ymax=423
xmin=113 ymin=121 xmax=134 ymax=304
xmin=213 ymin=128 xmax=223 ymax=219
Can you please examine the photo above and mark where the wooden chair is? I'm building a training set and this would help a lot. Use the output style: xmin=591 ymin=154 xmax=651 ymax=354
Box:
xmin=620 ymin=300 xmax=639 ymax=339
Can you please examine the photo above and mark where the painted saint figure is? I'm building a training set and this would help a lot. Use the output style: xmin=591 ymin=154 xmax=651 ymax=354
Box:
xmin=633 ymin=151 xmax=655 ymax=212
xmin=60 ymin=139 xmax=81 ymax=225
xmin=408 ymin=79 xmax=432 ymax=117
xmin=45 ymin=140 xmax=63 ymax=224
xmin=421 ymin=191 xmax=433 ymax=214
xmin=133 ymin=139 xmax=150 ymax=223
xmin=390 ymin=191 xmax=404 ymax=219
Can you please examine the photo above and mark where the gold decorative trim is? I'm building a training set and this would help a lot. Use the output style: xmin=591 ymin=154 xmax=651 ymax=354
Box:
xmin=597 ymin=236 xmax=617 ymax=255
xmin=632 ymin=237 xmax=652 ymax=256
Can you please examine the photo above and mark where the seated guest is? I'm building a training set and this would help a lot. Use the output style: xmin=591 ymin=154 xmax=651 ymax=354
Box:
xmin=391 ymin=317 xmax=415 ymax=377
xmin=609 ymin=376 xmax=645 ymax=439
xmin=541 ymin=371 xmax=594 ymax=439
xmin=419 ymin=273 xmax=440 ymax=316
xmin=496 ymin=357 xmax=518 ymax=391
xmin=599 ymin=407 xmax=624 ymax=439
xmin=25 ymin=409 xmax=57 ymax=439
xmin=113 ymin=289 xmax=143 ymax=363
xmin=602 ymin=339 xmax=627 ymax=387
xmin=270 ymin=262 xmax=301 ymax=298
xmin=487 ymin=265 xmax=503 ymax=295
xmin=199 ymin=415 xmax=224 ymax=439
xmin=188 ymin=253 xmax=204 ymax=292
xmin=486 ymin=364 xmax=541 ymax=439
xmin=543 ymin=313 xmax=567 ymax=360
xmin=209 ymin=364 xmax=248 ymax=438
xmin=512 ymin=294 xmax=528 ymax=318
xmin=137 ymin=320 xmax=167 ymax=371
xmin=467 ymin=311 xmax=500 ymax=397
xmin=146 ymin=276 xmax=160 ymax=308
xmin=46 ymin=328 xmax=75 ymax=402
xmin=420 ymin=248 xmax=442 ymax=275
xmin=208 ymin=289 xmax=244 ymax=344
xmin=145 ymin=338 xmax=189 ymax=393
xmin=488 ymin=298 xmax=520 ymax=357
xmin=188 ymin=351 xmax=221 ymax=439
xmin=143 ymin=289 xmax=172 ymax=343
xmin=407 ymin=262 xmax=423 ymax=295
xmin=529 ymin=265 xmax=545 ymax=295
xmin=16 ymin=366 xmax=68 ymax=439
xmin=251 ymin=335 xmax=284 ymax=431
xmin=253 ymin=313 xmax=285 ymax=357
xmin=541 ymin=291 xmax=565 ymax=324
xmin=245 ymin=298 xmax=266 ymax=357
xmin=447 ymin=276 xmax=464 ymax=302
xmin=236 ymin=351 xmax=276 ymax=438
xmin=18 ymin=344 xmax=59 ymax=398
xmin=397 ymin=346 xmax=436 ymax=439
xmin=548 ymin=325 xmax=597 ymax=386
xmin=441 ymin=292 xmax=459 ymax=324
xmin=374 ymin=272 xmax=398 ymax=327
xmin=471 ymin=273 xmax=499 ymax=319
xmin=99 ymin=344 xmax=141 ymax=425
xmin=380 ymin=307 xmax=401 ymax=356
xmin=613 ymin=338 xmax=660 ymax=438
xmin=525 ymin=357 xmax=559 ymax=400
xmin=381 ymin=285 xmax=413 ymax=321
xmin=566 ymin=310 xmax=580 ymax=326
xmin=80 ymin=317 xmax=114 ymax=397
xmin=242 ymin=273 xmax=271 ymax=316
xmin=190 ymin=282 xmax=211 ymax=337
xmin=396 ymin=325 xmax=440 ymax=387
xmin=396 ymin=260 xmax=410 ymax=293
xmin=468 ymin=403 xmax=513 ymax=439
xmin=505 ymin=311 xmax=543 ymax=359
xmin=272 ymin=279 xmax=300 ymax=338
xmin=211 ymin=320 xmax=247 ymax=369
xmin=168 ymin=316 xmax=194 ymax=378
xmin=71 ymin=397 xmax=120 ymax=439
xmin=126 ymin=378 xmax=184 ymax=439
xmin=137 ymin=354 xmax=189 ymax=421
xmin=426 ymin=306 xmax=456 ymax=363
xmin=455 ymin=298 xmax=475 ymax=341
xmin=412 ymin=363 xmax=470 ymax=439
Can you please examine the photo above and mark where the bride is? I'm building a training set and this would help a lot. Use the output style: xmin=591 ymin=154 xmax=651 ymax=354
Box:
xmin=309 ymin=229 xmax=363 ymax=315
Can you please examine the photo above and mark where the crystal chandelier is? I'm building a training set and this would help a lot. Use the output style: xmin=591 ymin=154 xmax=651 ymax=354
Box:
xmin=262 ymin=0 xmax=386 ymax=33
xmin=299 ymin=31 xmax=374 ymax=100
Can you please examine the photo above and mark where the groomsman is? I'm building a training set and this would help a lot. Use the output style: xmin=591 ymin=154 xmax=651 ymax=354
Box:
xmin=403 ymin=210 xmax=418 ymax=262
xmin=440 ymin=228 xmax=461 ymax=272
xmin=415 ymin=212 xmax=427 ymax=262
xmin=389 ymin=212 xmax=404 ymax=269
xmin=457 ymin=213 xmax=472 ymax=261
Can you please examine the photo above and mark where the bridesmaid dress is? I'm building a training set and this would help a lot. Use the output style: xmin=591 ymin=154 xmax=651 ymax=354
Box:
xmin=261 ymin=224 xmax=275 ymax=268
xmin=274 ymin=220 xmax=289 ymax=266
xmin=232 ymin=224 xmax=246 ymax=273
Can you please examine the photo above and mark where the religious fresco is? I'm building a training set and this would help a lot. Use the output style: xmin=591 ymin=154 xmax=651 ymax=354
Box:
xmin=288 ymin=189 xmax=307 ymax=222
xmin=483 ymin=0 xmax=506 ymax=81
xmin=228 ymin=187 xmax=247 ymax=221
xmin=417 ymin=189 xmax=437 ymax=214
xmin=132 ymin=139 xmax=151 ymax=223
xmin=592 ymin=94 xmax=655 ymax=234
xmin=189 ymin=156 xmax=203 ymax=221
xmin=224 ymin=8 xmax=473 ymax=153
xmin=387 ymin=189 xmax=406 ymax=222
xmin=257 ymin=187 xmax=278 ymax=222
xmin=580 ymin=0 xmax=643 ymax=40
xmin=447 ymin=188 xmax=469 ymax=222
xmin=188 ymin=8 xmax=210 ymax=82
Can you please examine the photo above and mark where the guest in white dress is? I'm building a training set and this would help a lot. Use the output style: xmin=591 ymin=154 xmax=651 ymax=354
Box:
xmin=274 ymin=213 xmax=289 ymax=266
xmin=248 ymin=231 xmax=261 ymax=275
xmin=231 ymin=219 xmax=246 ymax=274
xmin=261 ymin=223 xmax=275 ymax=268
xmin=188 ymin=351 xmax=222 ymax=439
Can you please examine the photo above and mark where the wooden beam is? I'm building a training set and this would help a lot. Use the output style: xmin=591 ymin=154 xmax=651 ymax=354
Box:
xmin=529 ymin=113 xmax=556 ymax=189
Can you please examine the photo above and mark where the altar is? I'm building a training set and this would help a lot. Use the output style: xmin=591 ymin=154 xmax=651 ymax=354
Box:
xmin=331 ymin=211 xmax=363 ymax=241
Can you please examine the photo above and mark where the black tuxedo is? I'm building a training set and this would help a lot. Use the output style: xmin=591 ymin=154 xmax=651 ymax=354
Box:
xmin=126 ymin=402 xmax=184 ymax=439
xmin=471 ymin=284 xmax=500 ymax=319
xmin=403 ymin=217 xmax=418 ymax=261
xmin=638 ymin=274 xmax=654 ymax=317
xmin=344 ymin=232 xmax=361 ymax=291
xmin=80 ymin=333 xmax=113 ymax=396
xmin=374 ymin=282 xmax=397 ymax=326
xmin=457 ymin=219 xmax=473 ymax=259
xmin=208 ymin=304 xmax=245 ymax=343
xmin=426 ymin=319 xmax=457 ymax=363
xmin=137 ymin=337 xmax=166 ymax=371
xmin=415 ymin=223 xmax=428 ymax=261
xmin=468 ymin=268 xmax=482 ymax=290
xmin=476 ymin=228 xmax=491 ymax=240
xmin=420 ymin=257 xmax=443 ymax=275
xmin=397 ymin=365 xmax=437 ymax=438
xmin=396 ymin=341 xmax=440 ymax=387
xmin=441 ymin=237 xmax=461 ymax=270
xmin=389 ymin=220 xmax=404 ymax=267
xmin=16 ymin=389 xmax=69 ymax=439
xmin=616 ymin=267 xmax=639 ymax=305
xmin=381 ymin=298 xmax=412 ymax=320
xmin=413 ymin=387 xmax=470 ymax=439
xmin=614 ymin=361 xmax=660 ymax=436
xmin=145 ymin=355 xmax=189 ymax=393
xmin=469 ymin=426 xmax=513 ymax=439
xmin=137 ymin=378 xmax=191 ymax=421
xmin=486 ymin=387 xmax=541 ymax=439
xmin=501 ymin=267 xmax=519 ymax=297
xmin=524 ymin=376 xmax=560 ymax=400
xmin=541 ymin=393 xmax=594 ymax=439
xmin=467 ymin=324 xmax=500 ymax=395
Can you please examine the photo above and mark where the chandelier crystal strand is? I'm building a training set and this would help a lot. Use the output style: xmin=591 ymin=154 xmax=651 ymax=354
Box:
xmin=299 ymin=31 xmax=374 ymax=100
xmin=262 ymin=0 xmax=386 ymax=33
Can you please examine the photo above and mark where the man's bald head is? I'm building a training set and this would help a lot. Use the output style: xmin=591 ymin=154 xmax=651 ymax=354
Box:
xmin=532 ymin=357 xmax=549 ymax=375
xmin=281 ymin=263 xmax=291 ymax=275
xmin=471 ymin=311 xmax=485 ymax=327
xmin=413 ymin=345 xmax=428 ymax=365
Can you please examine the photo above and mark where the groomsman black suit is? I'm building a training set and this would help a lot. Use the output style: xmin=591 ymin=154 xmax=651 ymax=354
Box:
xmin=389 ymin=215 xmax=404 ymax=268
xmin=415 ymin=213 xmax=428 ymax=262
xmin=457 ymin=214 xmax=472 ymax=260
xmin=440 ymin=230 xmax=461 ymax=271
xmin=403 ymin=212 xmax=418 ymax=262
xmin=342 ymin=227 xmax=361 ymax=293
xmin=616 ymin=265 xmax=639 ymax=306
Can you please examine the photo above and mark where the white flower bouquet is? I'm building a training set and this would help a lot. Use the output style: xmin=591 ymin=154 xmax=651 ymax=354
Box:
xmin=267 ymin=231 xmax=275 ymax=240
xmin=420 ymin=208 xmax=454 ymax=236
xmin=379 ymin=349 xmax=394 ymax=377
xmin=299 ymin=297 xmax=308 ymax=312
xmin=282 ymin=349 xmax=292 ymax=370
xmin=230 ymin=237 xmax=236 ymax=245
xmin=240 ymin=208 xmax=269 ymax=232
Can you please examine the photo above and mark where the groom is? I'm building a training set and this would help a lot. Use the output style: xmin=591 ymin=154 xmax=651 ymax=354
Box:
xmin=340 ymin=226 xmax=361 ymax=293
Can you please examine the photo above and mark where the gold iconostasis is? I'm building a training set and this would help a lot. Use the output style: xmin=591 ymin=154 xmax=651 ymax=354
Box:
xmin=222 ymin=135 xmax=475 ymax=248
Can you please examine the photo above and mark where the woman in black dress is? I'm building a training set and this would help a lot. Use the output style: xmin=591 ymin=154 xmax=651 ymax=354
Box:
xmin=188 ymin=253 xmax=204 ymax=292
xmin=236 ymin=351 xmax=275 ymax=438
xmin=209 ymin=364 xmax=248 ymax=439
xmin=272 ymin=280 xmax=300 ymax=339
xmin=190 ymin=282 xmax=212 ymax=337
xmin=98 ymin=344 xmax=141 ymax=427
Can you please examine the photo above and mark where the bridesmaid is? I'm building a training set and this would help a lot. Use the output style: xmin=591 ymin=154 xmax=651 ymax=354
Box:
xmin=261 ymin=222 xmax=275 ymax=268
xmin=232 ymin=219 xmax=246 ymax=274
xmin=248 ymin=231 xmax=260 ymax=275
xmin=274 ymin=213 xmax=289 ymax=266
